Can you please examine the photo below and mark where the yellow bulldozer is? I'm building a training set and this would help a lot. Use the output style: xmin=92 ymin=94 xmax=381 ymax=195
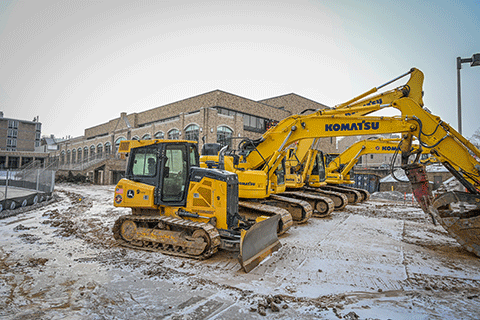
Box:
xmin=112 ymin=139 xmax=281 ymax=272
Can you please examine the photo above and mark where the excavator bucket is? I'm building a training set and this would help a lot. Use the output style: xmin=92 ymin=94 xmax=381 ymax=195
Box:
xmin=430 ymin=191 xmax=480 ymax=257
xmin=239 ymin=215 xmax=282 ymax=273
xmin=405 ymin=163 xmax=480 ymax=256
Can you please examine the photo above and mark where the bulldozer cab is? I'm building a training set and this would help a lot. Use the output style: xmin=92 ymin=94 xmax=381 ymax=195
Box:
xmin=125 ymin=141 xmax=199 ymax=207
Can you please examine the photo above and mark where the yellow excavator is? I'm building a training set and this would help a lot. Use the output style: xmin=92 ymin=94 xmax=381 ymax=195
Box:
xmin=326 ymin=138 xmax=397 ymax=184
xmin=112 ymin=139 xmax=281 ymax=272
xmin=201 ymin=140 xmax=334 ymax=221
xmin=201 ymin=144 xmax=316 ymax=233
xmin=237 ymin=67 xmax=480 ymax=257
xmin=284 ymin=138 xmax=367 ymax=206
xmin=323 ymin=137 xmax=424 ymax=185
xmin=283 ymin=138 xmax=351 ymax=211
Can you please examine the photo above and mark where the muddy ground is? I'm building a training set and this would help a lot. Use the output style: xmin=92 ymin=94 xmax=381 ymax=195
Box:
xmin=1 ymin=184 xmax=479 ymax=319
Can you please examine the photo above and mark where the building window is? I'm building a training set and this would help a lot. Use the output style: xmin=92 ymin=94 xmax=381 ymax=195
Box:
xmin=77 ymin=148 xmax=83 ymax=163
xmin=168 ymin=129 xmax=180 ymax=140
xmin=36 ymin=123 xmax=41 ymax=131
xmin=115 ymin=137 xmax=126 ymax=152
xmin=217 ymin=126 xmax=233 ymax=148
xmin=6 ymin=138 xmax=17 ymax=147
xmin=60 ymin=151 xmax=65 ymax=165
xmin=8 ymin=120 xmax=18 ymax=129
xmin=66 ymin=150 xmax=71 ymax=164
xmin=84 ymin=147 xmax=88 ymax=161
xmin=72 ymin=149 xmax=76 ymax=164
xmin=142 ymin=134 xmax=151 ymax=140
xmin=90 ymin=145 xmax=96 ymax=160
xmin=154 ymin=131 xmax=164 ymax=139
xmin=97 ymin=143 xmax=103 ymax=159
xmin=243 ymin=114 xmax=265 ymax=132
xmin=184 ymin=124 xmax=199 ymax=142
xmin=214 ymin=106 xmax=268 ymax=133
xmin=7 ymin=129 xmax=17 ymax=138
xmin=105 ymin=142 xmax=111 ymax=155
xmin=35 ymin=132 xmax=41 ymax=140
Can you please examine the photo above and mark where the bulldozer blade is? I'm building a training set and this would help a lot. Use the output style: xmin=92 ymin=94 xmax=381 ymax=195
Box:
xmin=239 ymin=215 xmax=282 ymax=273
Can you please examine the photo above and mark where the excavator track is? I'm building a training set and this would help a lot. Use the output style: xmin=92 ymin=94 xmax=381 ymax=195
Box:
xmin=338 ymin=185 xmax=370 ymax=202
xmin=267 ymin=195 xmax=313 ymax=223
xmin=430 ymin=191 xmax=480 ymax=257
xmin=303 ymin=187 xmax=348 ymax=211
xmin=320 ymin=185 xmax=362 ymax=204
xmin=278 ymin=191 xmax=335 ymax=218
xmin=113 ymin=215 xmax=221 ymax=260
xmin=239 ymin=200 xmax=294 ymax=235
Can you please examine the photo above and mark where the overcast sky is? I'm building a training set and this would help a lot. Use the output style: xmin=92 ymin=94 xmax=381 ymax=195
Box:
xmin=0 ymin=0 xmax=479 ymax=140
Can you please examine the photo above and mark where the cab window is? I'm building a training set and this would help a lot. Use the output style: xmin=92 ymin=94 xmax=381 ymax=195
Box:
xmin=162 ymin=145 xmax=188 ymax=202
xmin=131 ymin=149 xmax=157 ymax=176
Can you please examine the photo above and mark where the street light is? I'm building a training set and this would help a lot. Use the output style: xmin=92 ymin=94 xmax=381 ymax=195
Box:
xmin=457 ymin=53 xmax=480 ymax=135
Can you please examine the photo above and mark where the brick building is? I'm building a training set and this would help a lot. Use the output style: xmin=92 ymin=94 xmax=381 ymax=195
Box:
xmin=50 ymin=90 xmax=335 ymax=184
xmin=0 ymin=112 xmax=46 ymax=169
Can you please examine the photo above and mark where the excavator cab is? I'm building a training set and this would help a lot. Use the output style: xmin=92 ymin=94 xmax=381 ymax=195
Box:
xmin=308 ymin=151 xmax=326 ymax=187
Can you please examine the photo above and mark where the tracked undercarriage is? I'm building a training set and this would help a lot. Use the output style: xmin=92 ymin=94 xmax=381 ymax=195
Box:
xmin=113 ymin=214 xmax=222 ymax=259
xmin=317 ymin=185 xmax=363 ymax=204
xmin=276 ymin=191 xmax=335 ymax=218
xmin=300 ymin=187 xmax=348 ymax=211
xmin=239 ymin=199 xmax=299 ymax=235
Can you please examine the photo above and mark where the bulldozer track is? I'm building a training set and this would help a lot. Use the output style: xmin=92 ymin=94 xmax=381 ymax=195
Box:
xmin=113 ymin=215 xmax=221 ymax=260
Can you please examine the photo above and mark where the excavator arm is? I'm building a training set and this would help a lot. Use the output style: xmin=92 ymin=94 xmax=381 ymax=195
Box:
xmin=326 ymin=138 xmax=424 ymax=184
xmin=333 ymin=67 xmax=425 ymax=116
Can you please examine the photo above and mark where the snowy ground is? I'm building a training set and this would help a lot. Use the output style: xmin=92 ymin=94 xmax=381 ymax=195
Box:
xmin=1 ymin=183 xmax=480 ymax=319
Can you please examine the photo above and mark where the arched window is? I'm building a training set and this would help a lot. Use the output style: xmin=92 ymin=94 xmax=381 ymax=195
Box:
xmin=90 ymin=145 xmax=96 ymax=160
xmin=184 ymin=124 xmax=199 ymax=142
xmin=142 ymin=133 xmax=151 ymax=140
xmin=217 ymin=126 xmax=233 ymax=147
xmin=83 ymin=147 xmax=88 ymax=162
xmin=105 ymin=142 xmax=111 ymax=155
xmin=72 ymin=149 xmax=76 ymax=164
xmin=77 ymin=148 xmax=82 ymax=163
xmin=66 ymin=150 xmax=71 ymax=164
xmin=132 ymin=135 xmax=140 ymax=141
xmin=154 ymin=131 xmax=164 ymax=139
xmin=167 ymin=129 xmax=180 ymax=140
xmin=115 ymin=137 xmax=126 ymax=152
xmin=97 ymin=143 xmax=103 ymax=159
xmin=60 ymin=151 xmax=65 ymax=165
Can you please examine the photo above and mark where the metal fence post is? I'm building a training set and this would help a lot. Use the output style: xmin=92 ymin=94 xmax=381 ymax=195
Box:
xmin=5 ymin=169 xmax=9 ymax=200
